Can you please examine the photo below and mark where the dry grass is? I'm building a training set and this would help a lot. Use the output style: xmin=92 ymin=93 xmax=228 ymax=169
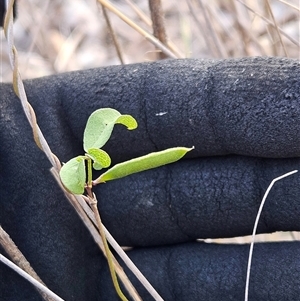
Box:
xmin=0 ymin=0 xmax=299 ymax=82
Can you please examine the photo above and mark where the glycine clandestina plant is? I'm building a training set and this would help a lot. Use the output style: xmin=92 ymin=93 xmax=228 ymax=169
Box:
xmin=59 ymin=108 xmax=193 ymax=301
xmin=60 ymin=108 xmax=193 ymax=193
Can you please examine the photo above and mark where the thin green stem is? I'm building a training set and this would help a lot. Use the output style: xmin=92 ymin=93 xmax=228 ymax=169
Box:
xmin=90 ymin=198 xmax=128 ymax=301
xmin=84 ymin=157 xmax=127 ymax=299
xmin=86 ymin=157 xmax=127 ymax=300
xmin=87 ymin=157 xmax=93 ymax=188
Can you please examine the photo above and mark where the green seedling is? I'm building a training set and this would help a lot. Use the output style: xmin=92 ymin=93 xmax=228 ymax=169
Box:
xmin=59 ymin=108 xmax=193 ymax=300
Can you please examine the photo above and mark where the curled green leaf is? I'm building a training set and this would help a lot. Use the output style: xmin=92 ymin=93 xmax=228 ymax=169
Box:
xmin=116 ymin=115 xmax=137 ymax=130
xmin=94 ymin=146 xmax=194 ymax=184
xmin=86 ymin=148 xmax=111 ymax=170
xmin=59 ymin=156 xmax=86 ymax=194
xmin=83 ymin=108 xmax=137 ymax=152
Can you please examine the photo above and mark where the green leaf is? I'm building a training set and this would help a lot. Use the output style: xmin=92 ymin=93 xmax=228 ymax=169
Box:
xmin=59 ymin=156 xmax=86 ymax=194
xmin=86 ymin=148 xmax=111 ymax=170
xmin=116 ymin=115 xmax=138 ymax=130
xmin=94 ymin=147 xmax=194 ymax=184
xmin=83 ymin=108 xmax=138 ymax=152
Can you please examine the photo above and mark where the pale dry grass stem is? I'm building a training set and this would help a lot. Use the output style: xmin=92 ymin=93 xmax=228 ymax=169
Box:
xmin=0 ymin=226 xmax=58 ymax=301
xmin=0 ymin=254 xmax=64 ymax=301
xmin=244 ymin=170 xmax=298 ymax=301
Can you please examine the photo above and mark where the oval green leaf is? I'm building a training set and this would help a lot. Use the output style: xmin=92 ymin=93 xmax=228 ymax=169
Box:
xmin=87 ymin=148 xmax=111 ymax=170
xmin=83 ymin=108 xmax=137 ymax=152
xmin=59 ymin=156 xmax=86 ymax=194
xmin=94 ymin=146 xmax=194 ymax=184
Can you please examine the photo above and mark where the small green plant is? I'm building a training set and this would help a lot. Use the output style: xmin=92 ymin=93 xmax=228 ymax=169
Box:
xmin=59 ymin=108 xmax=193 ymax=300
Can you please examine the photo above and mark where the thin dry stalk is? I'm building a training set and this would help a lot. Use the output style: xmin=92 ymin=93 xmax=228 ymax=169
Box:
xmin=4 ymin=0 xmax=61 ymax=170
xmin=186 ymin=0 xmax=211 ymax=55
xmin=229 ymin=0 xmax=250 ymax=56
xmin=244 ymin=170 xmax=298 ymax=301
xmin=236 ymin=0 xmax=300 ymax=46
xmin=96 ymin=0 xmax=178 ymax=58
xmin=229 ymin=1 xmax=268 ymax=56
xmin=264 ymin=0 xmax=288 ymax=56
xmin=186 ymin=0 xmax=220 ymax=57
xmin=197 ymin=0 xmax=227 ymax=58
xmin=256 ymin=10 xmax=299 ymax=37
xmin=230 ymin=2 xmax=267 ymax=56
xmin=239 ymin=26 xmax=268 ymax=56
xmin=148 ymin=0 xmax=168 ymax=59
xmin=100 ymin=4 xmax=125 ymax=64
xmin=264 ymin=0 xmax=279 ymax=56
xmin=54 ymin=27 xmax=85 ymax=72
xmin=205 ymin=1 xmax=232 ymax=57
xmin=277 ymin=0 xmax=300 ymax=12
xmin=123 ymin=0 xmax=183 ymax=58
xmin=125 ymin=0 xmax=152 ymax=27
xmin=0 ymin=226 xmax=56 ymax=301
xmin=271 ymin=11 xmax=298 ymax=28
xmin=125 ymin=0 xmax=184 ymax=58
xmin=0 ymin=254 xmax=64 ymax=301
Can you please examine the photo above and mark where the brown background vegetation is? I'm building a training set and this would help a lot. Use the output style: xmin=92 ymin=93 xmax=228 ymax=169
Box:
xmin=1 ymin=0 xmax=299 ymax=82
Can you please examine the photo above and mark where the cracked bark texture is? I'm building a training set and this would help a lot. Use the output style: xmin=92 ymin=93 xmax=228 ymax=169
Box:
xmin=0 ymin=57 xmax=299 ymax=300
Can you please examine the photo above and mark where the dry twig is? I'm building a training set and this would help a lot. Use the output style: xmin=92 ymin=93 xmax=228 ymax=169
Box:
xmin=148 ymin=0 xmax=168 ymax=59
xmin=96 ymin=0 xmax=178 ymax=58
xmin=99 ymin=3 xmax=125 ymax=64
xmin=0 ymin=226 xmax=56 ymax=301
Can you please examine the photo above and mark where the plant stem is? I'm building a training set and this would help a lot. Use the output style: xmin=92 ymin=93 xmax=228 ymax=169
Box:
xmin=148 ymin=0 xmax=168 ymax=59
xmin=90 ymin=195 xmax=128 ymax=301
xmin=87 ymin=157 xmax=93 ymax=189
xmin=86 ymin=158 xmax=127 ymax=300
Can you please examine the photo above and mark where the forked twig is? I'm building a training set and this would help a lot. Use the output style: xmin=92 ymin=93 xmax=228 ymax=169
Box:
xmin=244 ymin=170 xmax=298 ymax=301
